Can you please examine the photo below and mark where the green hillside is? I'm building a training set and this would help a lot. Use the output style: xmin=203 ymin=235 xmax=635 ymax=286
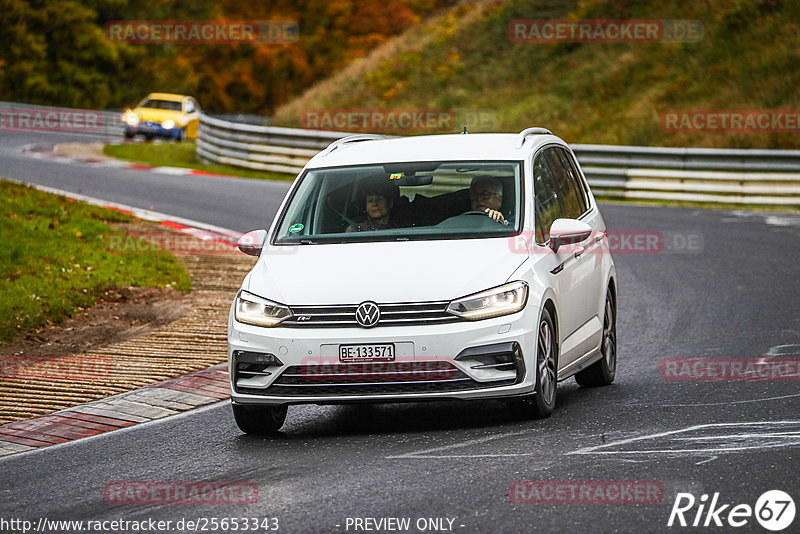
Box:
xmin=272 ymin=0 xmax=800 ymax=148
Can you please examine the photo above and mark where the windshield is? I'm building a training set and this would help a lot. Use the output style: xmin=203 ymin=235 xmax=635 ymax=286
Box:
xmin=274 ymin=161 xmax=523 ymax=244
xmin=140 ymin=99 xmax=182 ymax=111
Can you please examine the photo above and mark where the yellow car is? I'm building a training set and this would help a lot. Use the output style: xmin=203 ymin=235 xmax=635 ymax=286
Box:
xmin=123 ymin=93 xmax=200 ymax=141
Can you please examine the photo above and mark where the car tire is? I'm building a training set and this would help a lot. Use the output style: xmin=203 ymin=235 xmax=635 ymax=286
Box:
xmin=575 ymin=288 xmax=617 ymax=387
xmin=232 ymin=404 xmax=288 ymax=435
xmin=124 ymin=131 xmax=135 ymax=139
xmin=507 ymin=307 xmax=557 ymax=420
xmin=175 ymin=128 xmax=185 ymax=142
xmin=144 ymin=134 xmax=154 ymax=141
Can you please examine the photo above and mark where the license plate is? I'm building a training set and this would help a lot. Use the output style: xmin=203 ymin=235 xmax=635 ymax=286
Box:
xmin=339 ymin=343 xmax=395 ymax=362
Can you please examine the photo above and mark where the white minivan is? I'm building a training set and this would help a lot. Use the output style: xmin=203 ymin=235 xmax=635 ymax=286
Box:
xmin=228 ymin=128 xmax=617 ymax=434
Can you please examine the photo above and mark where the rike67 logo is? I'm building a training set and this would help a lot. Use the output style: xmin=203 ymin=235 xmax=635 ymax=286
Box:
xmin=668 ymin=490 xmax=795 ymax=531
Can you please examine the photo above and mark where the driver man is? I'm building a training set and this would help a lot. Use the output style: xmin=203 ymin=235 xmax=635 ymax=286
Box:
xmin=469 ymin=176 xmax=507 ymax=224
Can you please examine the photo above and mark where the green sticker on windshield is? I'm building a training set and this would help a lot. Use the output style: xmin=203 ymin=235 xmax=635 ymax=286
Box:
xmin=289 ymin=223 xmax=304 ymax=233
xmin=389 ymin=173 xmax=402 ymax=180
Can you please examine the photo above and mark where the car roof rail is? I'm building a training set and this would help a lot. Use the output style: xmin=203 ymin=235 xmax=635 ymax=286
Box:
xmin=515 ymin=127 xmax=554 ymax=149
xmin=320 ymin=134 xmax=387 ymax=157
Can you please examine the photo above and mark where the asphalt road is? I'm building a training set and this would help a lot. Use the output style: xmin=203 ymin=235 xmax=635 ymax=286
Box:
xmin=1 ymin=131 xmax=800 ymax=533
xmin=0 ymin=131 xmax=291 ymax=232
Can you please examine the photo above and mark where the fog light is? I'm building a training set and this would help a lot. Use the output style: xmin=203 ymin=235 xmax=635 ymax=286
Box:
xmin=454 ymin=342 xmax=523 ymax=376
xmin=233 ymin=350 xmax=283 ymax=366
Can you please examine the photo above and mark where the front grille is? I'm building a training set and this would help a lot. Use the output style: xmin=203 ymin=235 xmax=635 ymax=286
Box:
xmin=237 ymin=361 xmax=515 ymax=397
xmin=282 ymin=301 xmax=460 ymax=328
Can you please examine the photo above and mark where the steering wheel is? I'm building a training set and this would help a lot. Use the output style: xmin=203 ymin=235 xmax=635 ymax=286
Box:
xmin=461 ymin=210 xmax=508 ymax=224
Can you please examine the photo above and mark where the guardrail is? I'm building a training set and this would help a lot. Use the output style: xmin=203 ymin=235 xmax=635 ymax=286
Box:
xmin=572 ymin=144 xmax=800 ymax=205
xmin=196 ymin=114 xmax=343 ymax=174
xmin=2 ymin=100 xmax=798 ymax=206
xmin=198 ymin=114 xmax=800 ymax=206
xmin=0 ymin=101 xmax=125 ymax=137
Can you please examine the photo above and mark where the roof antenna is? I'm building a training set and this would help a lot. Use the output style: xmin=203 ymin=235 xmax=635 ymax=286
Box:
xmin=461 ymin=124 xmax=468 ymax=134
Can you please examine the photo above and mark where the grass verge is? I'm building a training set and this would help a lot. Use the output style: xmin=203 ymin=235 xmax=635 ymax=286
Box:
xmin=0 ymin=180 xmax=191 ymax=345
xmin=271 ymin=0 xmax=800 ymax=149
xmin=103 ymin=141 xmax=296 ymax=181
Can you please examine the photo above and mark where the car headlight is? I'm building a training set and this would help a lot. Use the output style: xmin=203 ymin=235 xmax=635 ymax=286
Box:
xmin=234 ymin=291 xmax=292 ymax=327
xmin=124 ymin=112 xmax=139 ymax=126
xmin=446 ymin=281 xmax=528 ymax=320
xmin=161 ymin=119 xmax=175 ymax=130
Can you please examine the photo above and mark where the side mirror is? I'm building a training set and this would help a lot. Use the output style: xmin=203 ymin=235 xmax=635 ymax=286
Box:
xmin=237 ymin=229 xmax=268 ymax=256
xmin=549 ymin=218 xmax=592 ymax=252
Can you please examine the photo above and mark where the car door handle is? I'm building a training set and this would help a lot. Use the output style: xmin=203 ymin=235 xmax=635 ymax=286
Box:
xmin=574 ymin=246 xmax=585 ymax=258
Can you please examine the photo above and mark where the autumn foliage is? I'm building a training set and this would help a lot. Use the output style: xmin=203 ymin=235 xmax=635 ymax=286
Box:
xmin=0 ymin=0 xmax=454 ymax=113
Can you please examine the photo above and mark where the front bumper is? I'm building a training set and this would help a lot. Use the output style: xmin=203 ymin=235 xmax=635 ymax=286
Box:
xmin=125 ymin=121 xmax=181 ymax=138
xmin=228 ymin=306 xmax=540 ymax=405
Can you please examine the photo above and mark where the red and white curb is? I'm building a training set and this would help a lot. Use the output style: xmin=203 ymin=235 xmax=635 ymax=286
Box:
xmin=0 ymin=365 xmax=230 ymax=457
xmin=0 ymin=184 xmax=245 ymax=458
xmin=15 ymin=180 xmax=244 ymax=247
xmin=16 ymin=143 xmax=258 ymax=246
xmin=21 ymin=142 xmax=242 ymax=179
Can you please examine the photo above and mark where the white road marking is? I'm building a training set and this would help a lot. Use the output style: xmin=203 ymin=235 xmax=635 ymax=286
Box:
xmin=767 ymin=344 xmax=800 ymax=356
xmin=389 ymin=419 xmax=800 ymax=460
xmin=567 ymin=421 xmax=800 ymax=457
xmin=659 ymin=392 xmax=800 ymax=407
xmin=723 ymin=210 xmax=800 ymax=228
xmin=386 ymin=429 xmax=533 ymax=459
xmin=694 ymin=456 xmax=717 ymax=465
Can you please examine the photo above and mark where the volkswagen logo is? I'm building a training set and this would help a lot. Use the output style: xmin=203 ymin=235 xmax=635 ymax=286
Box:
xmin=355 ymin=301 xmax=380 ymax=328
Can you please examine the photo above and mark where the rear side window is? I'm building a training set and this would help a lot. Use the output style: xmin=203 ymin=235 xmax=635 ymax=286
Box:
xmin=556 ymin=148 xmax=590 ymax=214
xmin=533 ymin=152 xmax=563 ymax=244
xmin=543 ymin=147 xmax=586 ymax=219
